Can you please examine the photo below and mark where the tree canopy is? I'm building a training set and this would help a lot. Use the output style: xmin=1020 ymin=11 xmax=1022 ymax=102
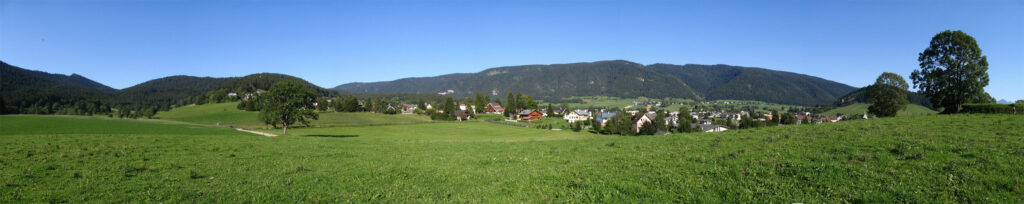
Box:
xmin=259 ymin=81 xmax=319 ymax=134
xmin=911 ymin=30 xmax=990 ymax=113
xmin=868 ymin=72 xmax=910 ymax=117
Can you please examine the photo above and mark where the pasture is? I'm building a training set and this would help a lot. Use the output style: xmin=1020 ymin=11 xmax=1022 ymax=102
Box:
xmin=156 ymin=102 xmax=433 ymax=129
xmin=822 ymin=103 xmax=938 ymax=117
xmin=1 ymin=113 xmax=1021 ymax=202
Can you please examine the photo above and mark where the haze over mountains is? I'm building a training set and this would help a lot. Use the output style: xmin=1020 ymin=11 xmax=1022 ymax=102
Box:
xmin=4 ymin=59 xmax=862 ymax=109
xmin=335 ymin=60 xmax=857 ymax=105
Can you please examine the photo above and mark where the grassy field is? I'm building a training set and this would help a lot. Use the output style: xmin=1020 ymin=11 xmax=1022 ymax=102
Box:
xmin=2 ymin=114 xmax=1022 ymax=202
xmin=156 ymin=102 xmax=433 ymax=129
xmin=822 ymin=103 xmax=938 ymax=117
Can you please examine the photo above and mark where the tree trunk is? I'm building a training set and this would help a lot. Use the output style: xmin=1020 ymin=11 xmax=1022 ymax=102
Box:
xmin=283 ymin=122 xmax=288 ymax=135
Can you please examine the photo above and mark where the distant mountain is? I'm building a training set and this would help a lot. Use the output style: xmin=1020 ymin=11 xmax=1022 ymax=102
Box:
xmin=1 ymin=61 xmax=114 ymax=113
xmin=336 ymin=60 xmax=700 ymax=102
xmin=646 ymin=64 xmax=857 ymax=105
xmin=997 ymin=99 xmax=1011 ymax=104
xmin=832 ymin=86 xmax=934 ymax=109
xmin=334 ymin=60 xmax=858 ymax=105
xmin=117 ymin=75 xmax=235 ymax=106
xmin=214 ymin=73 xmax=336 ymax=96
xmin=2 ymin=61 xmax=339 ymax=114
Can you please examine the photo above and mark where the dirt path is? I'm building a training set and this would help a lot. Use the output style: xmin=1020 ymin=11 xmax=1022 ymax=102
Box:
xmin=235 ymin=128 xmax=277 ymax=137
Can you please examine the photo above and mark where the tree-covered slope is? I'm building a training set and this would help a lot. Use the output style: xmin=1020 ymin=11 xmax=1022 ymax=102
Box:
xmin=215 ymin=73 xmax=336 ymax=97
xmin=647 ymin=64 xmax=858 ymax=105
xmin=0 ymin=61 xmax=114 ymax=113
xmin=334 ymin=60 xmax=857 ymax=105
xmin=336 ymin=60 xmax=700 ymax=100
xmin=116 ymin=75 xmax=235 ymax=106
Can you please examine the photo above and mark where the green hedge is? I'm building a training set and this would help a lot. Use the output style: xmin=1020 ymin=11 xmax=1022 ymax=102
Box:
xmin=956 ymin=104 xmax=1018 ymax=114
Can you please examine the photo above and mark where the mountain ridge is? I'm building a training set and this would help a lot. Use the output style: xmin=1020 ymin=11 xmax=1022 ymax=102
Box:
xmin=334 ymin=60 xmax=858 ymax=105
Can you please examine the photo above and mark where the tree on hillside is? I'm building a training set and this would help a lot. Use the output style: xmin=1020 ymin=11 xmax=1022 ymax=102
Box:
xmin=653 ymin=110 xmax=667 ymax=132
xmin=506 ymin=93 xmax=517 ymax=118
xmin=779 ymin=112 xmax=797 ymax=125
xmin=868 ymin=72 xmax=910 ymax=117
xmin=911 ymin=30 xmax=990 ymax=113
xmin=591 ymin=117 xmax=602 ymax=133
xmin=546 ymin=104 xmax=555 ymax=116
xmin=258 ymin=81 xmax=318 ymax=134
xmin=604 ymin=113 xmax=636 ymax=136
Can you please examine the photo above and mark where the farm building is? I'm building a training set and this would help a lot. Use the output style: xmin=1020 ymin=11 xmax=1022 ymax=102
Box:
xmin=518 ymin=109 xmax=544 ymax=121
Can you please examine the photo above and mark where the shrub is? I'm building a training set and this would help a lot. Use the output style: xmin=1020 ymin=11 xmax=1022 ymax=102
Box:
xmin=956 ymin=104 xmax=1017 ymax=114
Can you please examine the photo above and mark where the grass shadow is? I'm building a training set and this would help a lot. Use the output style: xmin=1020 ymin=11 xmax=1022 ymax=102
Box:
xmin=304 ymin=134 xmax=359 ymax=138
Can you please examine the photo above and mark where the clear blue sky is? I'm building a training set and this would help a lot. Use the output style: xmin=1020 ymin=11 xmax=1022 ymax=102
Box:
xmin=2 ymin=0 xmax=1022 ymax=101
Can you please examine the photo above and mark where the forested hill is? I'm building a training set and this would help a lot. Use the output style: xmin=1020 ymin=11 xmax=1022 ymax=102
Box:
xmin=1 ymin=61 xmax=114 ymax=114
xmin=213 ymin=73 xmax=336 ymax=97
xmin=335 ymin=60 xmax=701 ymax=101
xmin=647 ymin=64 xmax=858 ymax=105
xmin=117 ymin=75 xmax=235 ymax=106
xmin=1 ymin=61 xmax=114 ymax=92
xmin=334 ymin=60 xmax=858 ymax=105
xmin=2 ymin=61 xmax=337 ymax=114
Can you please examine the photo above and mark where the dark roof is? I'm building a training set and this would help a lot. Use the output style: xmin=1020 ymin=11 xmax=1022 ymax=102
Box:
xmin=519 ymin=109 xmax=538 ymax=115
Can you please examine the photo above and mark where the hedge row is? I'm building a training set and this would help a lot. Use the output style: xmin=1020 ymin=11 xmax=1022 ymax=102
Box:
xmin=955 ymin=104 xmax=1019 ymax=114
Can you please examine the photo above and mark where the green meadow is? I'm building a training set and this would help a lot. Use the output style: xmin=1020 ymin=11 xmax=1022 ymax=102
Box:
xmin=823 ymin=103 xmax=938 ymax=117
xmin=1 ymin=111 xmax=1022 ymax=202
xmin=156 ymin=102 xmax=433 ymax=129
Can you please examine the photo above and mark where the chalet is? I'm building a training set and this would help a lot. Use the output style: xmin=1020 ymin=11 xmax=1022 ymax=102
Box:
xmin=459 ymin=104 xmax=468 ymax=111
xmin=424 ymin=103 xmax=433 ymax=110
xmin=518 ymin=109 xmax=544 ymax=121
xmin=563 ymin=110 xmax=592 ymax=123
xmin=456 ymin=110 xmax=472 ymax=121
xmin=485 ymin=103 xmax=505 ymax=114
xmin=632 ymin=114 xmax=653 ymax=133
xmin=595 ymin=112 xmax=618 ymax=127
xmin=402 ymin=104 xmax=418 ymax=114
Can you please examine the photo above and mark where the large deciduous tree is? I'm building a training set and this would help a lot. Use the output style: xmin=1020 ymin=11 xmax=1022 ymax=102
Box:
xmin=911 ymin=30 xmax=990 ymax=113
xmin=868 ymin=72 xmax=910 ymax=117
xmin=259 ymin=81 xmax=318 ymax=134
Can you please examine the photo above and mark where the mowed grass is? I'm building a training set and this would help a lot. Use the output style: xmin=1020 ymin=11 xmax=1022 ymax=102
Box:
xmin=1 ymin=114 xmax=1022 ymax=202
xmin=823 ymin=103 xmax=938 ymax=117
xmin=156 ymin=102 xmax=432 ymax=129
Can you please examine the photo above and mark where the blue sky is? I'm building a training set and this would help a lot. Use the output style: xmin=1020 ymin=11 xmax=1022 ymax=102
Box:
xmin=2 ymin=0 xmax=1022 ymax=101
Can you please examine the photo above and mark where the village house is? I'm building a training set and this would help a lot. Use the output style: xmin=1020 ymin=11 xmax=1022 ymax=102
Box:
xmin=563 ymin=109 xmax=591 ymax=123
xmin=518 ymin=109 xmax=544 ymax=121
xmin=402 ymin=104 xmax=418 ymax=114
xmin=485 ymin=102 xmax=505 ymax=114
xmin=595 ymin=112 xmax=618 ymax=127
xmin=459 ymin=103 xmax=468 ymax=111
xmin=631 ymin=113 xmax=652 ymax=133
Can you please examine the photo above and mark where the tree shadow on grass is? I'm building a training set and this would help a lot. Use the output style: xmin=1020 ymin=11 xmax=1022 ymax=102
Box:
xmin=304 ymin=134 xmax=359 ymax=138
